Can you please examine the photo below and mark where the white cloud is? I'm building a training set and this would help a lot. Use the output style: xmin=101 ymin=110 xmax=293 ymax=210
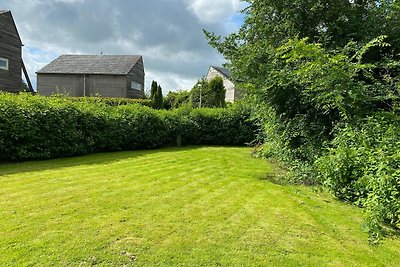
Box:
xmin=52 ymin=0 xmax=84 ymax=3
xmin=145 ymin=70 xmax=198 ymax=94
xmin=186 ymin=0 xmax=242 ymax=24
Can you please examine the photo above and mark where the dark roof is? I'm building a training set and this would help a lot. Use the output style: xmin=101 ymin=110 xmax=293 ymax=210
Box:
xmin=211 ymin=66 xmax=231 ymax=78
xmin=0 ymin=10 xmax=9 ymax=14
xmin=37 ymin=55 xmax=142 ymax=75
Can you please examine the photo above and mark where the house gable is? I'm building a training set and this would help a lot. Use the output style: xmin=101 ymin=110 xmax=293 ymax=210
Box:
xmin=207 ymin=66 xmax=237 ymax=103
xmin=0 ymin=10 xmax=23 ymax=92
xmin=126 ymin=56 xmax=145 ymax=98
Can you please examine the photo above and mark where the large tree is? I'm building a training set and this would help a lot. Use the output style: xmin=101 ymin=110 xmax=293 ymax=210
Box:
xmin=205 ymin=0 xmax=400 ymax=161
xmin=206 ymin=0 xmax=399 ymax=87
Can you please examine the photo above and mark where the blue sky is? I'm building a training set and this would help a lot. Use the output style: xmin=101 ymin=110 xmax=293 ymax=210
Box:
xmin=3 ymin=0 xmax=246 ymax=93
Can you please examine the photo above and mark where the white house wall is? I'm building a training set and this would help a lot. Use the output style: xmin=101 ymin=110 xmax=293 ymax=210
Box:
xmin=206 ymin=67 xmax=236 ymax=103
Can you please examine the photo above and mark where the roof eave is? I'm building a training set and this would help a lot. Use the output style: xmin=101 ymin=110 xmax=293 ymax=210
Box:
xmin=210 ymin=66 xmax=230 ymax=79
xmin=36 ymin=72 xmax=128 ymax=75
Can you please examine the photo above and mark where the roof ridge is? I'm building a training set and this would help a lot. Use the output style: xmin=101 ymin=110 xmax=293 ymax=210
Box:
xmin=60 ymin=54 xmax=142 ymax=56
xmin=37 ymin=54 xmax=143 ymax=75
xmin=211 ymin=66 xmax=231 ymax=78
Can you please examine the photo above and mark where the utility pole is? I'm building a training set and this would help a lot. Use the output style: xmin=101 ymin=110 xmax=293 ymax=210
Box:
xmin=83 ymin=74 xmax=86 ymax=96
xmin=199 ymin=87 xmax=202 ymax=108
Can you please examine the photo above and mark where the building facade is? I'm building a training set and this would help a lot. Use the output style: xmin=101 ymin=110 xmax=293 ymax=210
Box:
xmin=37 ymin=55 xmax=145 ymax=98
xmin=206 ymin=66 xmax=242 ymax=102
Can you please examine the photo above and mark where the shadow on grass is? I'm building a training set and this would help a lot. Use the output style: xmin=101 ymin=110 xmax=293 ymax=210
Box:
xmin=0 ymin=146 xmax=204 ymax=176
xmin=383 ymin=224 xmax=400 ymax=240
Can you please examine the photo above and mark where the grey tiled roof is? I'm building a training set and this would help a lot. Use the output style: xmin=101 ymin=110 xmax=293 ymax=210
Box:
xmin=211 ymin=66 xmax=231 ymax=78
xmin=37 ymin=55 xmax=142 ymax=75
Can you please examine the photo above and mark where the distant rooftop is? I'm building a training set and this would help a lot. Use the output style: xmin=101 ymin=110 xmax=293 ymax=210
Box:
xmin=37 ymin=55 xmax=142 ymax=75
xmin=211 ymin=66 xmax=231 ymax=78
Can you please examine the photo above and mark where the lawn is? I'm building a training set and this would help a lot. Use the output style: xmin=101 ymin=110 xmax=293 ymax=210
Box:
xmin=0 ymin=146 xmax=399 ymax=266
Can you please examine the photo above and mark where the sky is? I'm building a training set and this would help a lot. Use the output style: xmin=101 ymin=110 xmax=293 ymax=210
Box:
xmin=2 ymin=0 xmax=246 ymax=94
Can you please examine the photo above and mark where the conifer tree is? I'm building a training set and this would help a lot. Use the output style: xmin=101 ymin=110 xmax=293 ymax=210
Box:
xmin=154 ymin=84 xmax=163 ymax=109
xmin=150 ymin=81 xmax=158 ymax=100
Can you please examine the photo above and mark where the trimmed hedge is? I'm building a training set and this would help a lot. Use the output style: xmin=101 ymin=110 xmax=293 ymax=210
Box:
xmin=63 ymin=96 xmax=153 ymax=107
xmin=184 ymin=105 xmax=256 ymax=145
xmin=0 ymin=93 xmax=256 ymax=161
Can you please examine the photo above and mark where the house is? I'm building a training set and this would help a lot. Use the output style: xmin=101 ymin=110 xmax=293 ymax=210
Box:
xmin=206 ymin=66 xmax=242 ymax=102
xmin=0 ymin=10 xmax=33 ymax=93
xmin=37 ymin=55 xmax=145 ymax=98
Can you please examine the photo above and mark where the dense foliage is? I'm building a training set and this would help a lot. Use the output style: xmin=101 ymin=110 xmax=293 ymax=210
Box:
xmin=149 ymin=81 xmax=164 ymax=109
xmin=153 ymin=85 xmax=164 ymax=109
xmin=316 ymin=114 xmax=400 ymax=242
xmin=191 ymin=77 xmax=226 ymax=108
xmin=150 ymin=81 xmax=158 ymax=100
xmin=67 ymin=96 xmax=153 ymax=107
xmin=173 ymin=103 xmax=255 ymax=145
xmin=0 ymin=93 xmax=255 ymax=161
xmin=164 ymin=77 xmax=227 ymax=110
xmin=164 ymin=90 xmax=191 ymax=109
xmin=163 ymin=77 xmax=226 ymax=109
xmin=206 ymin=0 xmax=400 ymax=240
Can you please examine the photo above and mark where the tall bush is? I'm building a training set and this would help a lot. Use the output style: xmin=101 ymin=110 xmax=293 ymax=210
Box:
xmin=150 ymin=81 xmax=158 ymax=100
xmin=316 ymin=114 xmax=400 ymax=241
xmin=153 ymin=85 xmax=163 ymax=109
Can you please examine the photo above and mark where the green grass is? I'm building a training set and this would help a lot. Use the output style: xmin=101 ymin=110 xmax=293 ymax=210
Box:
xmin=0 ymin=146 xmax=399 ymax=266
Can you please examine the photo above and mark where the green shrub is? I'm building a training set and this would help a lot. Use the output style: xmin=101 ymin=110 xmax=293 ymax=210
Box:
xmin=65 ymin=96 xmax=153 ymax=107
xmin=111 ymin=105 xmax=167 ymax=149
xmin=176 ymin=104 xmax=253 ymax=145
xmin=0 ymin=93 xmax=255 ymax=161
xmin=316 ymin=113 xmax=400 ymax=241
xmin=164 ymin=90 xmax=191 ymax=110
xmin=0 ymin=94 xmax=88 ymax=159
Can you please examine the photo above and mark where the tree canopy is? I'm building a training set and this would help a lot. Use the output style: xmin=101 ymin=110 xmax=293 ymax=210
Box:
xmin=205 ymin=0 xmax=400 ymax=241
xmin=205 ymin=0 xmax=400 ymax=157
xmin=191 ymin=77 xmax=226 ymax=108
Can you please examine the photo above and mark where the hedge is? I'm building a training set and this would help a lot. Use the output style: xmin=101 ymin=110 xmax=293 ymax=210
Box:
xmin=0 ymin=93 xmax=256 ymax=161
xmin=61 ymin=96 xmax=153 ymax=107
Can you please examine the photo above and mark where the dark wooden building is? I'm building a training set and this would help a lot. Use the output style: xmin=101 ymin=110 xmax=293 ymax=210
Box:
xmin=37 ymin=55 xmax=145 ymax=98
xmin=0 ymin=10 xmax=32 ymax=93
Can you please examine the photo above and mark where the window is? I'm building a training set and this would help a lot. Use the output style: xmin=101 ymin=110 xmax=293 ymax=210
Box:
xmin=0 ymin=58 xmax=8 ymax=70
xmin=131 ymin=81 xmax=142 ymax=90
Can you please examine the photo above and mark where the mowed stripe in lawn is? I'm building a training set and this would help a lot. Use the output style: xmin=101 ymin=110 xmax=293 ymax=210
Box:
xmin=0 ymin=146 xmax=399 ymax=266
